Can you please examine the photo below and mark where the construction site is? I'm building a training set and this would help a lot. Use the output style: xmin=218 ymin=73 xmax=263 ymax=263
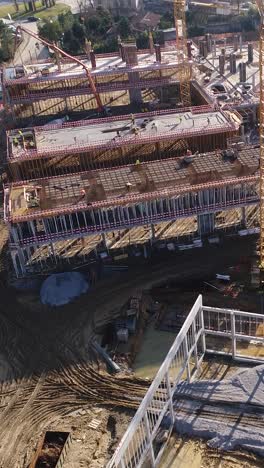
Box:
xmin=1 ymin=0 xmax=264 ymax=467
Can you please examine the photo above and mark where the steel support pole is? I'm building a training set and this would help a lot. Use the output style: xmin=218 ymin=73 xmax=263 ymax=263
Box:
xmin=165 ymin=372 xmax=175 ymax=425
xmin=143 ymin=414 xmax=155 ymax=468
xmin=184 ymin=337 xmax=191 ymax=383
xmin=231 ymin=312 xmax=236 ymax=359
xmin=200 ymin=306 xmax=206 ymax=354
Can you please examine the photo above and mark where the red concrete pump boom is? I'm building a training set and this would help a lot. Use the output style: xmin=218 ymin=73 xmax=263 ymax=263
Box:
xmin=15 ymin=25 xmax=104 ymax=113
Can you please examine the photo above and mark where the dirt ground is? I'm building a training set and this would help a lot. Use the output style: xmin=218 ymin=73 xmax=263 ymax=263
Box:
xmin=0 ymin=235 xmax=263 ymax=467
xmin=160 ymin=436 xmax=264 ymax=468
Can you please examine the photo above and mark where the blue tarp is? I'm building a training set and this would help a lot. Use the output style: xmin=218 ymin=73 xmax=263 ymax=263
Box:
xmin=40 ymin=272 xmax=89 ymax=306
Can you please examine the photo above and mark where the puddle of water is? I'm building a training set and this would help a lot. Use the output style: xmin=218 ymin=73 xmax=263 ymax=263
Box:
xmin=133 ymin=323 xmax=176 ymax=379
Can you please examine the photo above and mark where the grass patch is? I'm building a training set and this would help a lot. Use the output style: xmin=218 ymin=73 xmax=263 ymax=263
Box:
xmin=33 ymin=4 xmax=70 ymax=20
xmin=0 ymin=2 xmax=70 ymax=21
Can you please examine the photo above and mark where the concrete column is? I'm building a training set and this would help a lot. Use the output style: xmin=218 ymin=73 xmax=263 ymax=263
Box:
xmin=84 ymin=39 xmax=92 ymax=60
xmin=151 ymin=224 xmax=155 ymax=239
xmin=17 ymin=247 xmax=26 ymax=275
xmin=219 ymin=54 xmax=225 ymax=75
xmin=154 ymin=44 xmax=161 ymax=62
xmin=239 ymin=62 xmax=247 ymax=82
xmin=187 ymin=40 xmax=192 ymax=60
xmin=128 ymin=72 xmax=142 ymax=104
xmin=101 ymin=232 xmax=109 ymax=250
xmin=197 ymin=213 xmax=215 ymax=236
xmin=90 ymin=50 xmax=96 ymax=69
xmin=149 ymin=31 xmax=154 ymax=54
xmin=233 ymin=34 xmax=239 ymax=52
xmin=213 ymin=40 xmax=216 ymax=57
xmin=239 ymin=34 xmax=243 ymax=53
xmin=241 ymin=207 xmax=246 ymax=226
xmin=241 ymin=124 xmax=245 ymax=140
xmin=248 ymin=43 xmax=253 ymax=63
xmin=205 ymin=33 xmax=212 ymax=53
xmin=11 ymin=251 xmax=20 ymax=277
xmin=230 ymin=53 xmax=237 ymax=74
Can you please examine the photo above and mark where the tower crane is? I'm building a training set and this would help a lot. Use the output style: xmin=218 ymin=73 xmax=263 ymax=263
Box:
xmin=174 ymin=0 xmax=192 ymax=106
xmin=14 ymin=26 xmax=104 ymax=114
xmin=254 ymin=1 xmax=264 ymax=270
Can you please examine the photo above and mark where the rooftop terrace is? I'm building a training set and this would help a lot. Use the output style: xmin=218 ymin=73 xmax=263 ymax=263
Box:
xmin=5 ymin=147 xmax=259 ymax=223
xmin=7 ymin=107 xmax=241 ymax=161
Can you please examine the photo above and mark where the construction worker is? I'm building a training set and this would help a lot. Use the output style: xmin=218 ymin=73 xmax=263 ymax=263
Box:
xmin=131 ymin=113 xmax=135 ymax=125
xmin=13 ymin=137 xmax=19 ymax=147
xmin=80 ymin=189 xmax=86 ymax=200
xmin=18 ymin=130 xmax=25 ymax=149
xmin=136 ymin=159 xmax=140 ymax=165
xmin=29 ymin=140 xmax=35 ymax=148
xmin=151 ymin=122 xmax=158 ymax=133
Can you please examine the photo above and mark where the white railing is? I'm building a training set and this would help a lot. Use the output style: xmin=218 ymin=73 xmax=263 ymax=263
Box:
xmin=108 ymin=296 xmax=264 ymax=468
xmin=108 ymin=295 xmax=205 ymax=468
xmin=203 ymin=305 xmax=264 ymax=362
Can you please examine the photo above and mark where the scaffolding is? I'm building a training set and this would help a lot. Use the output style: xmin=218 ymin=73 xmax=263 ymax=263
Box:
xmin=7 ymin=106 xmax=240 ymax=180
xmin=4 ymin=161 xmax=259 ymax=277
xmin=15 ymin=26 xmax=104 ymax=113
xmin=3 ymin=40 xmax=192 ymax=123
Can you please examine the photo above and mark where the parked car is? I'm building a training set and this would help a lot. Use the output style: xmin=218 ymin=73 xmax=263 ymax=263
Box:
xmin=27 ymin=16 xmax=40 ymax=22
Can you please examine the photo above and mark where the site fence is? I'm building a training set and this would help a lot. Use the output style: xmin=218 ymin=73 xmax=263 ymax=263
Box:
xmin=108 ymin=296 xmax=264 ymax=468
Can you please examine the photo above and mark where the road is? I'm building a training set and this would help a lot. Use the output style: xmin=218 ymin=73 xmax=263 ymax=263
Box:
xmin=58 ymin=0 xmax=80 ymax=13
xmin=0 ymin=0 xmax=80 ymax=65
xmin=0 ymin=0 xmax=80 ymax=13
xmin=13 ymin=20 xmax=50 ymax=65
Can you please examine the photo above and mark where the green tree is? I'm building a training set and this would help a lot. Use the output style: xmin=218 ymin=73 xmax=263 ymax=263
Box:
xmin=63 ymin=29 xmax=81 ymax=54
xmin=38 ymin=19 xmax=62 ymax=43
xmin=72 ymin=21 xmax=85 ymax=42
xmin=85 ymin=15 xmax=100 ymax=33
xmin=118 ymin=16 xmax=131 ymax=38
xmin=13 ymin=0 xmax=19 ymax=12
xmin=136 ymin=31 xmax=148 ymax=49
xmin=159 ymin=11 xmax=174 ymax=30
xmin=58 ymin=11 xmax=74 ymax=31
xmin=0 ymin=21 xmax=14 ymax=62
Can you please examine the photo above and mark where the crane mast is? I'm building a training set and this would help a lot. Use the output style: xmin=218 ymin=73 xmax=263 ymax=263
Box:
xmin=255 ymin=1 xmax=264 ymax=270
xmin=174 ymin=0 xmax=191 ymax=106
xmin=14 ymin=26 xmax=104 ymax=113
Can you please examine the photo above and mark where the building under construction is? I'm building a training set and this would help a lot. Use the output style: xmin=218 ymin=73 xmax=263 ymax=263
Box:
xmin=4 ymin=138 xmax=260 ymax=276
xmin=2 ymin=39 xmax=207 ymax=125
xmin=194 ymin=33 xmax=260 ymax=126
xmin=3 ymin=30 xmax=263 ymax=278
xmin=6 ymin=106 xmax=240 ymax=179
